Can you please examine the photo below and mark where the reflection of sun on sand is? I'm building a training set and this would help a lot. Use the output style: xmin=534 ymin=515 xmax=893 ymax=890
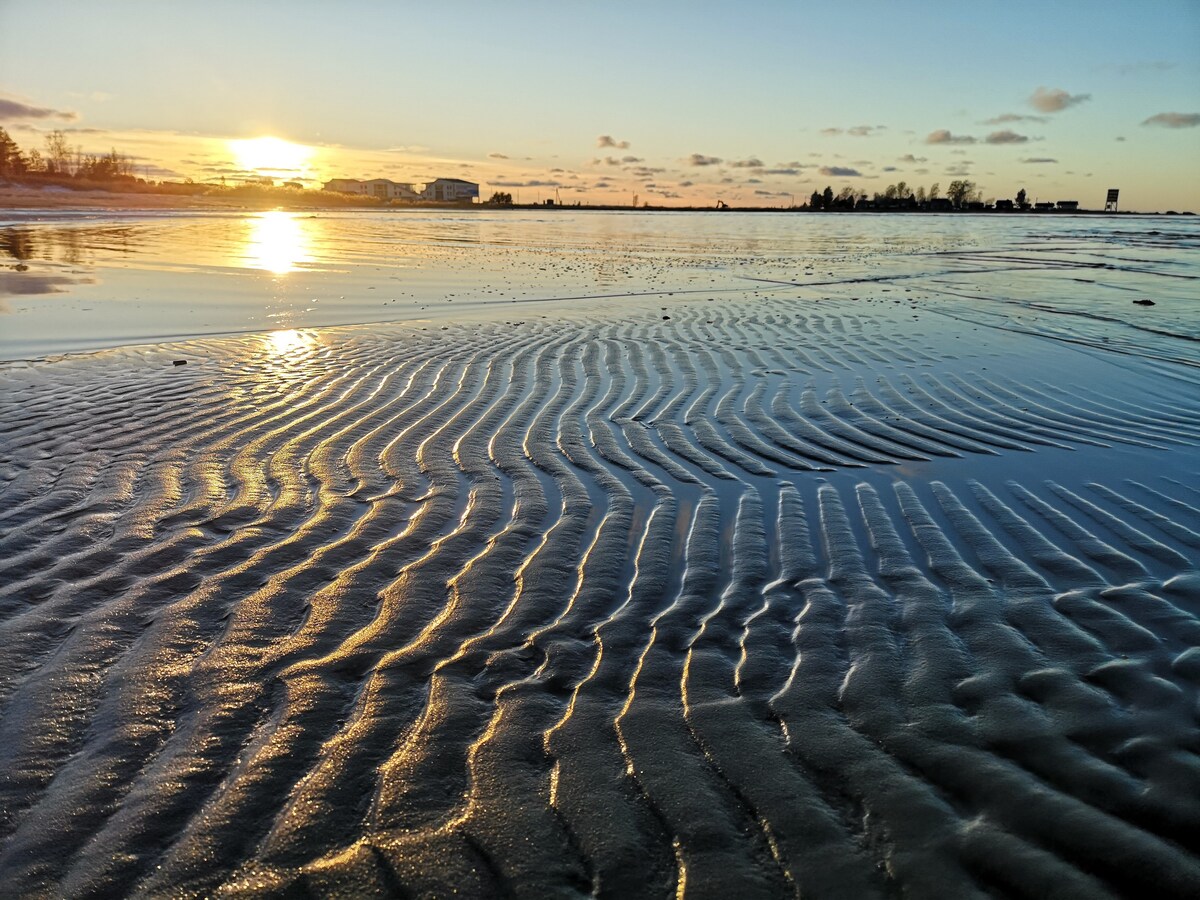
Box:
xmin=243 ymin=211 xmax=312 ymax=275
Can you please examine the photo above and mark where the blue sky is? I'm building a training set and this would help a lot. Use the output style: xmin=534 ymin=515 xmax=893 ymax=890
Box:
xmin=2 ymin=0 xmax=1198 ymax=209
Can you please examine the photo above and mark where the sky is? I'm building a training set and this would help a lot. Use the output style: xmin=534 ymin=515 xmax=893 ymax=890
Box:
xmin=1 ymin=0 xmax=1198 ymax=210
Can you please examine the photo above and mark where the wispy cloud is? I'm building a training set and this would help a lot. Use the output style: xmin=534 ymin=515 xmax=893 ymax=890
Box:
xmin=819 ymin=165 xmax=862 ymax=177
xmin=490 ymin=179 xmax=563 ymax=187
xmin=897 ymin=153 xmax=927 ymax=163
xmin=728 ymin=157 xmax=764 ymax=168
xmin=985 ymin=130 xmax=1030 ymax=144
xmin=1107 ymin=60 xmax=1176 ymax=75
xmin=1141 ymin=112 xmax=1200 ymax=128
xmin=686 ymin=153 xmax=722 ymax=166
xmin=1021 ymin=157 xmax=1058 ymax=164
xmin=982 ymin=113 xmax=1047 ymax=125
xmin=487 ymin=152 xmax=508 ymax=159
xmin=925 ymin=129 xmax=976 ymax=145
xmin=0 ymin=97 xmax=78 ymax=121
xmin=822 ymin=125 xmax=883 ymax=137
xmin=596 ymin=134 xmax=630 ymax=149
xmin=1030 ymin=87 xmax=1091 ymax=113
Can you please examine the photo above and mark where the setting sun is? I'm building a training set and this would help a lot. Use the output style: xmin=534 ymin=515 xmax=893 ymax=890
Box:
xmin=230 ymin=136 xmax=313 ymax=175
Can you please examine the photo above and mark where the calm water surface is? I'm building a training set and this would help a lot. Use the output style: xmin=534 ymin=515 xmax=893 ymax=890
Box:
xmin=1 ymin=208 xmax=1197 ymax=361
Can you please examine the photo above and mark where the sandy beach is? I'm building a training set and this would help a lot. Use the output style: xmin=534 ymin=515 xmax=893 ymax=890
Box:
xmin=1 ymin=211 xmax=1198 ymax=898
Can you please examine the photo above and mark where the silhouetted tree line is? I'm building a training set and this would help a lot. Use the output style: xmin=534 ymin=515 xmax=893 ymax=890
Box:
xmin=0 ymin=128 xmax=137 ymax=183
xmin=808 ymin=179 xmax=1016 ymax=211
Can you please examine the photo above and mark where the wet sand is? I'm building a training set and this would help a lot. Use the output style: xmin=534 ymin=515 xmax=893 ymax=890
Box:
xmin=1 ymin=215 xmax=1199 ymax=898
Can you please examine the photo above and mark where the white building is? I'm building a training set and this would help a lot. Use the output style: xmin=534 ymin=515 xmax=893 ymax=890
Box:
xmin=418 ymin=178 xmax=480 ymax=203
xmin=322 ymin=178 xmax=420 ymax=201
xmin=324 ymin=177 xmax=479 ymax=203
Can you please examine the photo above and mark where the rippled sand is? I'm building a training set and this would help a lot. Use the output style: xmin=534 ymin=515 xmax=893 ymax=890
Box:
xmin=2 ymin=224 xmax=1200 ymax=897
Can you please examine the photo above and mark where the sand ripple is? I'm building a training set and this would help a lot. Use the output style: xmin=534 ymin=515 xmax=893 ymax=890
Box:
xmin=1 ymin=299 xmax=1198 ymax=898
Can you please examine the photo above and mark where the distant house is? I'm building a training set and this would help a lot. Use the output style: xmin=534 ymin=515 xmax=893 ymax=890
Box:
xmin=322 ymin=178 xmax=420 ymax=200
xmin=419 ymin=178 xmax=480 ymax=203
xmin=928 ymin=198 xmax=954 ymax=211
xmin=994 ymin=199 xmax=1015 ymax=211
xmin=1034 ymin=201 xmax=1056 ymax=211
xmin=1056 ymin=200 xmax=1079 ymax=211
xmin=323 ymin=176 xmax=478 ymax=203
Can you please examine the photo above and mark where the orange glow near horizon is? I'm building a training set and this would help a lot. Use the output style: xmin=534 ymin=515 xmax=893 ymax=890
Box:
xmin=230 ymin=136 xmax=314 ymax=176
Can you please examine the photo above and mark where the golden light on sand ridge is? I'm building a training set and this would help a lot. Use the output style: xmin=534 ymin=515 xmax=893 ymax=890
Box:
xmin=230 ymin=136 xmax=313 ymax=175
xmin=265 ymin=328 xmax=310 ymax=354
xmin=244 ymin=211 xmax=311 ymax=275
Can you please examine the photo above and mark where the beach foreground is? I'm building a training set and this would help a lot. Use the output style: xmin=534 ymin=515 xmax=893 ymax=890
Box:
xmin=1 ymin=215 xmax=1199 ymax=898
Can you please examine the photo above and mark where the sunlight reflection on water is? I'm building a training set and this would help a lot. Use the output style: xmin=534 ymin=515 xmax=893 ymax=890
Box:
xmin=1 ymin=210 xmax=1197 ymax=361
xmin=244 ymin=211 xmax=312 ymax=275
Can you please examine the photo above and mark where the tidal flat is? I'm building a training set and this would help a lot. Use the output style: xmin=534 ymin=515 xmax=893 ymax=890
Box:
xmin=1 ymin=210 xmax=1198 ymax=898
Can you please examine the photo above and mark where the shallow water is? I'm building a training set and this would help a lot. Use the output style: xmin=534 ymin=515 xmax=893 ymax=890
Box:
xmin=1 ymin=209 xmax=1197 ymax=362
xmin=1 ymin=211 xmax=1198 ymax=898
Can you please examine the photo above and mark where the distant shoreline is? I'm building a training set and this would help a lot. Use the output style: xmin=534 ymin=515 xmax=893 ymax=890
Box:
xmin=0 ymin=186 xmax=1193 ymax=216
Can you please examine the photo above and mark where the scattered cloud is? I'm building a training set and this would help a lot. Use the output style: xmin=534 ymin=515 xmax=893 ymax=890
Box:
xmin=985 ymin=129 xmax=1030 ymax=144
xmin=897 ymin=154 xmax=927 ymax=164
xmin=597 ymin=134 xmax=630 ymax=149
xmin=881 ymin=166 xmax=898 ymax=172
xmin=621 ymin=155 xmax=643 ymax=164
xmin=821 ymin=125 xmax=883 ymax=137
xmin=487 ymin=152 xmax=508 ymax=159
xmin=1021 ymin=157 xmax=1058 ymax=164
xmin=0 ymin=97 xmax=78 ymax=121
xmin=1030 ymin=87 xmax=1091 ymax=113
xmin=490 ymin=179 xmax=563 ymax=187
xmin=983 ymin=113 xmax=1047 ymax=125
xmin=926 ymin=129 xmax=976 ymax=145
xmin=687 ymin=153 xmax=722 ymax=166
xmin=729 ymin=157 xmax=764 ymax=168
xmin=762 ymin=168 xmax=801 ymax=176
xmin=1141 ymin=112 xmax=1200 ymax=128
xmin=819 ymin=165 xmax=862 ymax=177
xmin=1115 ymin=136 xmax=1126 ymax=141
xmin=383 ymin=145 xmax=429 ymax=153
